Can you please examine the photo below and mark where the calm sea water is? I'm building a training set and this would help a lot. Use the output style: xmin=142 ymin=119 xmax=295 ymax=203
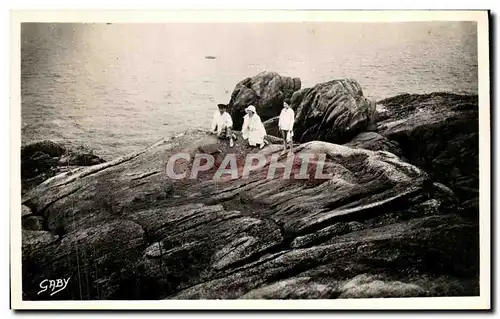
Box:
xmin=21 ymin=22 xmax=478 ymax=160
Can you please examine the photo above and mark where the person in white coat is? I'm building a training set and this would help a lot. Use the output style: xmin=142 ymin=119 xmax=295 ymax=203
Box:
xmin=211 ymin=104 xmax=235 ymax=147
xmin=278 ymin=100 xmax=295 ymax=155
xmin=241 ymin=105 xmax=267 ymax=149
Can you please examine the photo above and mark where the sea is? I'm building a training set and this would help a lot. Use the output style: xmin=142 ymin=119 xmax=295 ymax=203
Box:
xmin=21 ymin=22 xmax=478 ymax=160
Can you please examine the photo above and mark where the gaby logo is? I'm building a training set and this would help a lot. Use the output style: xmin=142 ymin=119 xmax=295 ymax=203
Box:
xmin=37 ymin=277 xmax=71 ymax=296
xmin=164 ymin=152 xmax=334 ymax=181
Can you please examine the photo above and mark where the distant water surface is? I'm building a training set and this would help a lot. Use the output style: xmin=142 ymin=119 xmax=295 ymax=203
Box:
xmin=21 ymin=22 xmax=478 ymax=159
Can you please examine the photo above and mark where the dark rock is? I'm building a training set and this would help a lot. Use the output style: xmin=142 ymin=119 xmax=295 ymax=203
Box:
xmin=58 ymin=151 xmax=106 ymax=166
xmin=376 ymin=93 xmax=478 ymax=206
xmin=456 ymin=196 xmax=480 ymax=222
xmin=20 ymin=141 xmax=64 ymax=191
xmin=263 ymin=116 xmax=281 ymax=138
xmin=22 ymin=205 xmax=32 ymax=217
xmin=291 ymin=79 xmax=376 ymax=144
xmin=228 ymin=71 xmax=301 ymax=129
xmin=22 ymin=151 xmax=58 ymax=180
xmin=432 ymin=182 xmax=459 ymax=206
xmin=344 ymin=132 xmax=403 ymax=157
xmin=21 ymin=140 xmax=66 ymax=159
xmin=347 ymin=221 xmax=364 ymax=232
xmin=412 ymin=199 xmax=441 ymax=216
xmin=22 ymin=230 xmax=58 ymax=252
xmin=290 ymin=88 xmax=308 ymax=110
xmin=22 ymin=220 xmax=145 ymax=300
xmin=292 ymin=77 xmax=302 ymax=91
xmin=22 ymin=216 xmax=44 ymax=231
xmin=21 ymin=140 xmax=106 ymax=193
xmin=291 ymin=222 xmax=351 ymax=248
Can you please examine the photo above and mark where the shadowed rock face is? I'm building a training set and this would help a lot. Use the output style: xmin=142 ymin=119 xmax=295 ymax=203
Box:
xmin=228 ymin=71 xmax=301 ymax=129
xmin=263 ymin=116 xmax=281 ymax=138
xmin=21 ymin=140 xmax=106 ymax=194
xmin=21 ymin=129 xmax=478 ymax=300
xmin=376 ymin=93 xmax=479 ymax=211
xmin=291 ymin=79 xmax=376 ymax=144
xmin=344 ymin=132 xmax=404 ymax=158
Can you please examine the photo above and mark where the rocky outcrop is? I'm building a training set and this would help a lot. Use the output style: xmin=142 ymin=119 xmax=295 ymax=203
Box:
xmin=21 ymin=129 xmax=478 ymax=300
xmin=174 ymin=214 xmax=477 ymax=299
xmin=22 ymin=220 xmax=145 ymax=300
xmin=344 ymin=132 xmax=403 ymax=157
xmin=21 ymin=140 xmax=106 ymax=194
xmin=291 ymin=79 xmax=376 ymax=144
xmin=376 ymin=93 xmax=478 ymax=213
xmin=228 ymin=71 xmax=301 ymax=129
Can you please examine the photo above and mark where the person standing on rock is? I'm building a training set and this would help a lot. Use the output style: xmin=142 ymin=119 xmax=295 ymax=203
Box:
xmin=242 ymin=105 xmax=268 ymax=149
xmin=278 ymin=100 xmax=295 ymax=155
xmin=211 ymin=104 xmax=235 ymax=147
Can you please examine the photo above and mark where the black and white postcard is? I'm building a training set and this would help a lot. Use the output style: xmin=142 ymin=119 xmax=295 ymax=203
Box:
xmin=10 ymin=10 xmax=491 ymax=310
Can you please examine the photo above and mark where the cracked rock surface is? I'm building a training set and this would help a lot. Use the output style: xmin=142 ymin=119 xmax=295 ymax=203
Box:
xmin=21 ymin=122 xmax=478 ymax=299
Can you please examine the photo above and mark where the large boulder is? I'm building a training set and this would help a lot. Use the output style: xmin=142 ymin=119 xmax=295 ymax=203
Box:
xmin=376 ymin=93 xmax=478 ymax=210
xmin=291 ymin=79 xmax=376 ymax=144
xmin=228 ymin=71 xmax=301 ymax=129
xmin=21 ymin=129 xmax=478 ymax=300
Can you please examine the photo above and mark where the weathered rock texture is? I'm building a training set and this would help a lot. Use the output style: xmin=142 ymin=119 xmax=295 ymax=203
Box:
xmin=21 ymin=140 xmax=105 ymax=194
xmin=21 ymin=128 xmax=478 ymax=300
xmin=291 ymin=79 xmax=376 ymax=144
xmin=376 ymin=93 xmax=479 ymax=216
xmin=228 ymin=71 xmax=301 ymax=129
xmin=344 ymin=132 xmax=403 ymax=157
